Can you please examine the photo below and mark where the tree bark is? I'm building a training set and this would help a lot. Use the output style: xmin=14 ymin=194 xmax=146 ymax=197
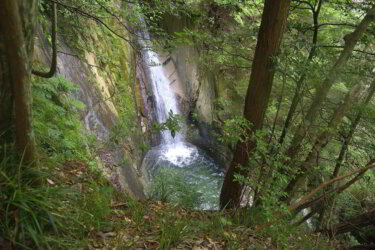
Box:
xmin=285 ymin=6 xmax=375 ymax=161
xmin=0 ymin=41 xmax=14 ymax=145
xmin=0 ymin=0 xmax=37 ymax=164
xmin=220 ymin=0 xmax=292 ymax=209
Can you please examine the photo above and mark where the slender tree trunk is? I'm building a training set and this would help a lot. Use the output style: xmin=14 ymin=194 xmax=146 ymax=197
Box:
xmin=293 ymin=163 xmax=371 ymax=219
xmin=255 ymin=162 xmax=375 ymax=232
xmin=278 ymin=0 xmax=323 ymax=146
xmin=316 ymin=82 xmax=375 ymax=229
xmin=220 ymin=0 xmax=292 ymax=209
xmin=0 ymin=0 xmax=37 ymax=164
xmin=285 ymin=6 xmax=375 ymax=161
xmin=282 ymin=84 xmax=364 ymax=201
xmin=293 ymin=167 xmax=368 ymax=227
xmin=332 ymin=82 xmax=375 ymax=179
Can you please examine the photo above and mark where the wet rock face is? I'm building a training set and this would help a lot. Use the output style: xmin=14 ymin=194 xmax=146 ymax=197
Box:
xmin=187 ymin=123 xmax=233 ymax=171
xmin=33 ymin=24 xmax=147 ymax=199
xmin=34 ymin=25 xmax=116 ymax=140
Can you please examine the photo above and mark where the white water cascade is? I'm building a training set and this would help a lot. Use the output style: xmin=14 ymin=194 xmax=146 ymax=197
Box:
xmin=143 ymin=45 xmax=198 ymax=165
xmin=140 ymin=32 xmax=223 ymax=209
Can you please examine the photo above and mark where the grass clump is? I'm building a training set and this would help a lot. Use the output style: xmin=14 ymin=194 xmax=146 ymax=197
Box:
xmin=159 ymin=219 xmax=188 ymax=249
xmin=0 ymin=151 xmax=121 ymax=249
xmin=0 ymin=153 xmax=78 ymax=249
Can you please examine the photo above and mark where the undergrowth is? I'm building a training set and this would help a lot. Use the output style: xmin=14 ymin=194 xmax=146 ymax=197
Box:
xmin=0 ymin=74 xmax=116 ymax=249
xmin=32 ymin=74 xmax=94 ymax=162
xmin=0 ymin=74 xmax=335 ymax=249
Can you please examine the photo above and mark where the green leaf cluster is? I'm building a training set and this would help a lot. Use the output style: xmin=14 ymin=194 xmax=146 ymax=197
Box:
xmin=32 ymin=75 xmax=92 ymax=161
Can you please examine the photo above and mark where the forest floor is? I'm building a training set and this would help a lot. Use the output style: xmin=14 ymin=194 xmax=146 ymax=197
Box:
xmin=47 ymin=159 xmax=341 ymax=250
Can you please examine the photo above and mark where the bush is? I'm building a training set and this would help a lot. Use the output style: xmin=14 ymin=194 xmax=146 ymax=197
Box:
xmin=32 ymin=75 xmax=91 ymax=161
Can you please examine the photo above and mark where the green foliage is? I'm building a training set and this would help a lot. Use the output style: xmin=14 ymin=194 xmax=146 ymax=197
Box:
xmin=0 ymin=153 xmax=78 ymax=249
xmin=0 ymin=148 xmax=122 ymax=249
xmin=32 ymin=75 xmax=92 ymax=161
xmin=0 ymin=70 xmax=123 ymax=248
xmin=77 ymin=183 xmax=115 ymax=231
xmin=148 ymin=167 xmax=202 ymax=209
xmin=215 ymin=115 xmax=293 ymax=216
xmin=151 ymin=110 xmax=183 ymax=138
xmin=216 ymin=116 xmax=252 ymax=147
xmin=159 ymin=218 xmax=188 ymax=249
xmin=18 ymin=0 xmax=375 ymax=248
xmin=127 ymin=199 xmax=146 ymax=225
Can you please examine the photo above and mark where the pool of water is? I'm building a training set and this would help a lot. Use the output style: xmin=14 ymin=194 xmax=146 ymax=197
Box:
xmin=142 ymin=142 xmax=224 ymax=210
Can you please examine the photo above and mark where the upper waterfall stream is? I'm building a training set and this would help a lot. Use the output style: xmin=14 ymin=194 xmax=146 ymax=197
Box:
xmin=140 ymin=35 xmax=223 ymax=210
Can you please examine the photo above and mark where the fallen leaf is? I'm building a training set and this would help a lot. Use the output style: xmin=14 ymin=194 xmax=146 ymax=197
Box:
xmin=46 ymin=178 xmax=55 ymax=185
xmin=192 ymin=246 xmax=208 ymax=250
xmin=195 ymin=239 xmax=204 ymax=245
xmin=206 ymin=237 xmax=218 ymax=249
xmin=97 ymin=232 xmax=116 ymax=238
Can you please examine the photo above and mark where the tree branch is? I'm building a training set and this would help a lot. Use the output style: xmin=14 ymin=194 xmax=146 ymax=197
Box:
xmin=48 ymin=0 xmax=136 ymax=49
xmin=93 ymin=0 xmax=134 ymax=35
xmin=291 ymin=0 xmax=315 ymax=12
xmin=318 ymin=45 xmax=375 ymax=56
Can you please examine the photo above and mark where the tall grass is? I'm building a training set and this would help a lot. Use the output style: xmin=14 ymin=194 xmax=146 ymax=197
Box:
xmin=0 ymin=151 xmax=79 ymax=249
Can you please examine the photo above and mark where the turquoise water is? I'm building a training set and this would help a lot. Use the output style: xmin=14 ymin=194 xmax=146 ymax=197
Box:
xmin=142 ymin=142 xmax=224 ymax=210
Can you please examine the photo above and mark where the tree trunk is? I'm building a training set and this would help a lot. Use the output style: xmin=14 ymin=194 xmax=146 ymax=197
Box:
xmin=0 ymin=0 xmax=37 ymax=164
xmin=255 ymin=162 xmax=375 ymax=232
xmin=316 ymin=82 xmax=375 ymax=229
xmin=285 ymin=6 xmax=375 ymax=161
xmin=282 ymin=84 xmax=364 ymax=201
xmin=0 ymin=44 xmax=14 ymax=145
xmin=220 ymin=0 xmax=292 ymax=209
xmin=332 ymin=82 xmax=375 ymax=178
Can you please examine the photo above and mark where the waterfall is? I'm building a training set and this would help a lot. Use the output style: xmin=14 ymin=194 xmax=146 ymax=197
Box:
xmin=141 ymin=28 xmax=199 ymax=165
xmin=143 ymin=48 xmax=183 ymax=142
xmin=140 ymin=30 xmax=223 ymax=209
